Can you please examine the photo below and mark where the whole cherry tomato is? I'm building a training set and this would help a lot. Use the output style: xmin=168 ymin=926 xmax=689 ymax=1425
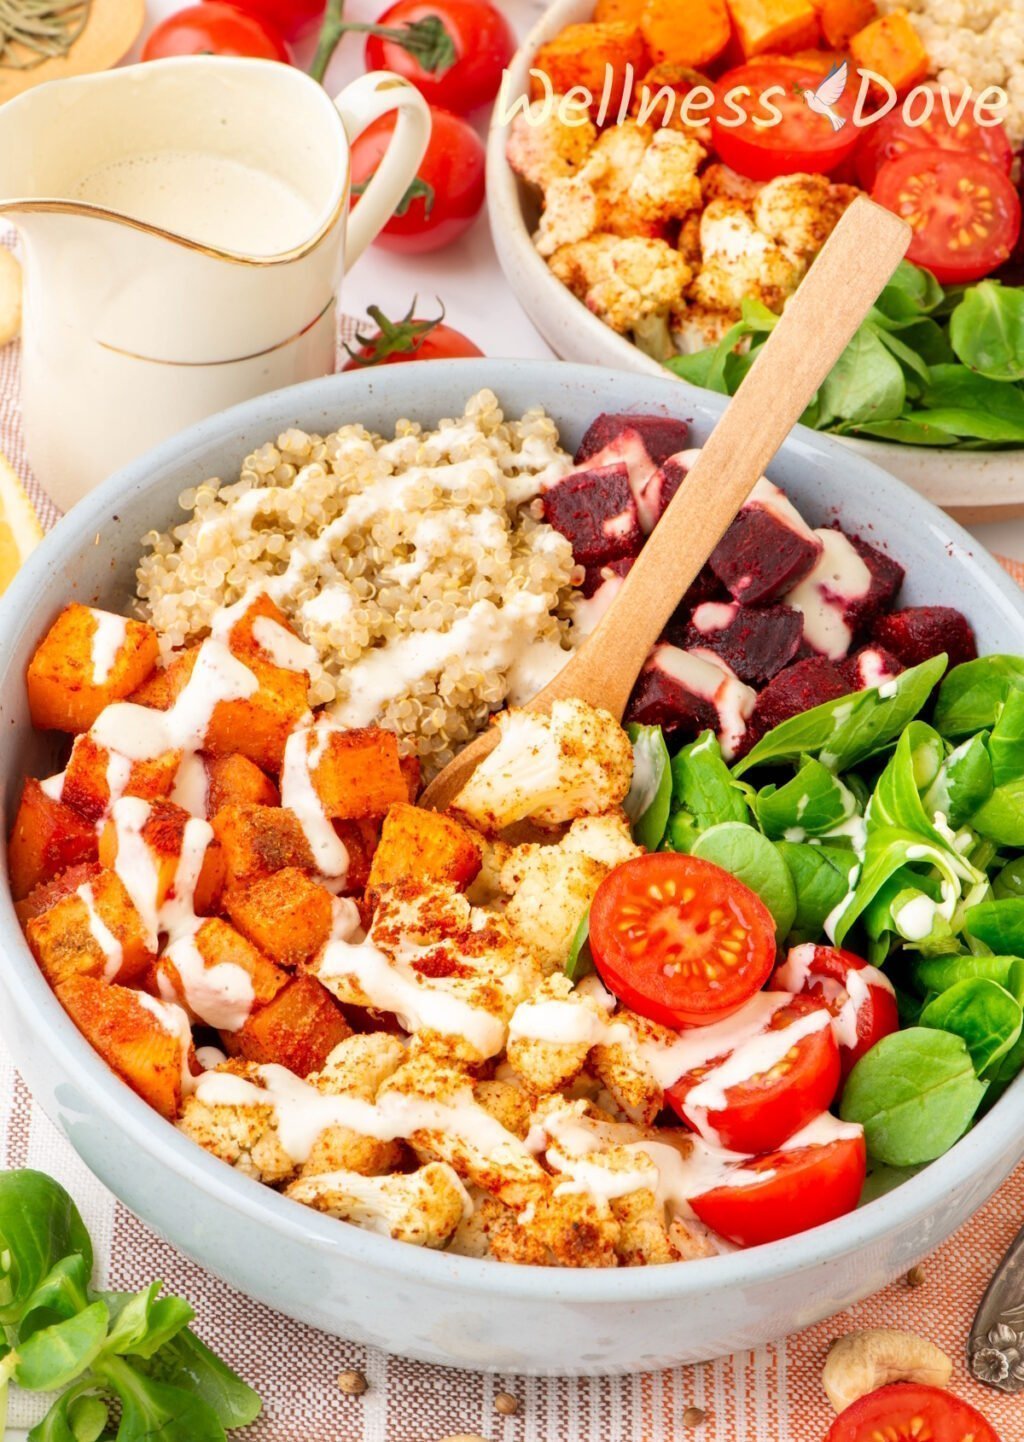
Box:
xmin=364 ymin=0 xmax=515 ymax=113
xmin=211 ymin=0 xmax=324 ymax=42
xmin=144 ymin=3 xmax=291 ymax=61
xmin=349 ymin=107 xmax=485 ymax=254
xmin=711 ymin=62 xmax=858 ymax=180
xmin=343 ymin=304 xmax=483 ymax=366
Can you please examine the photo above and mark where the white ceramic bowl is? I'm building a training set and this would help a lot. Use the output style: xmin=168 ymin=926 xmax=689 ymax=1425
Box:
xmin=486 ymin=0 xmax=1024 ymax=520
xmin=3 ymin=359 xmax=1024 ymax=1375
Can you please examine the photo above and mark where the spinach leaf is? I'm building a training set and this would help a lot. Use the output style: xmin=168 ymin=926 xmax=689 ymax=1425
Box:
xmin=624 ymin=724 xmax=672 ymax=850
xmin=845 ymin=417 xmax=958 ymax=446
xmin=754 ymin=758 xmax=859 ymax=839
xmin=914 ymin=953 xmax=1019 ymax=994
xmin=988 ymin=687 xmax=1024 ymax=785
xmin=920 ymin=977 xmax=1023 ymax=1075
xmin=671 ymin=730 xmax=751 ymax=833
xmin=776 ymin=841 xmax=858 ymax=942
xmin=964 ymin=898 xmax=1024 ymax=955
xmin=691 ymin=822 xmax=796 ymax=937
xmin=949 ymin=281 xmax=1024 ymax=381
xmin=131 ymin=1331 xmax=262 ymax=1429
xmin=839 ymin=1027 xmax=986 ymax=1165
xmin=993 ymin=856 xmax=1024 ymax=900
xmin=565 ymin=909 xmax=593 ymax=982
xmin=0 ymin=1171 xmax=93 ymax=1327
xmin=734 ymin=657 xmax=946 ymax=776
xmin=971 ymin=776 xmax=1024 ymax=846
xmin=922 ymin=732 xmax=993 ymax=827
xmin=934 ymin=655 xmax=1024 ymax=736
xmin=817 ymin=325 xmax=906 ymax=426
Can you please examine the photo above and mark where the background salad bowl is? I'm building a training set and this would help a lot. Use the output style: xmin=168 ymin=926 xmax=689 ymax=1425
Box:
xmin=3 ymin=359 xmax=1024 ymax=1375
xmin=486 ymin=0 xmax=1024 ymax=523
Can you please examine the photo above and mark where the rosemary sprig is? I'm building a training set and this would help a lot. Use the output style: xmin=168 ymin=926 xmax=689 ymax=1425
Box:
xmin=0 ymin=0 xmax=91 ymax=70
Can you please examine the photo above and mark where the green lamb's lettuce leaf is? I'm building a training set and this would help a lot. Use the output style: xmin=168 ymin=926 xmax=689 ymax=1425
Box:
xmin=914 ymin=953 xmax=1021 ymax=995
xmin=987 ymin=688 xmax=1024 ymax=785
xmin=13 ymin=1302 xmax=110 ymax=1393
xmin=667 ymin=730 xmax=751 ymax=850
xmin=971 ymin=777 xmax=1024 ymax=847
xmin=933 ymin=655 xmax=1024 ymax=737
xmin=840 ymin=1027 xmax=986 ymax=1165
xmin=919 ymin=977 xmax=1023 ymax=1076
xmin=964 ymin=898 xmax=1024 ymax=956
xmin=565 ymin=909 xmax=593 ymax=982
xmin=690 ymin=822 xmax=796 ymax=938
xmin=828 ymin=826 xmax=977 ymax=948
xmin=993 ymin=856 xmax=1024 ymax=900
xmin=948 ymin=280 xmax=1024 ymax=382
xmin=753 ymin=758 xmax=860 ymax=840
xmin=922 ymin=732 xmax=994 ymax=828
xmin=775 ymin=841 xmax=859 ymax=944
xmin=129 ymin=1330 xmax=262 ymax=1430
xmin=624 ymin=724 xmax=672 ymax=851
xmin=0 ymin=1171 xmax=93 ymax=1328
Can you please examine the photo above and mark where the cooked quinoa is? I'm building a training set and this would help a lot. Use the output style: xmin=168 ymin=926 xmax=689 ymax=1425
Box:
xmin=136 ymin=390 xmax=579 ymax=778
xmin=879 ymin=0 xmax=1024 ymax=146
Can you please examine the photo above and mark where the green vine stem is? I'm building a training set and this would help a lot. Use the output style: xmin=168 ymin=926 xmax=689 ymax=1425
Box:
xmin=0 ymin=0 xmax=91 ymax=70
xmin=308 ymin=0 xmax=455 ymax=84
xmin=308 ymin=0 xmax=346 ymax=84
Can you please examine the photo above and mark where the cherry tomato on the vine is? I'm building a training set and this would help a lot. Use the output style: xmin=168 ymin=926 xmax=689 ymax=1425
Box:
xmin=214 ymin=0 xmax=324 ymax=42
xmin=365 ymin=0 xmax=516 ymax=113
xmin=350 ymin=107 xmax=485 ymax=254
xmin=144 ymin=3 xmax=291 ymax=61
xmin=343 ymin=303 xmax=483 ymax=366
xmin=589 ymin=853 xmax=777 ymax=1030
xmin=825 ymin=1383 xmax=1001 ymax=1442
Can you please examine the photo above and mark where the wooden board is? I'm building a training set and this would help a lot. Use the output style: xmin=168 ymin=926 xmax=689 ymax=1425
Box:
xmin=0 ymin=0 xmax=145 ymax=105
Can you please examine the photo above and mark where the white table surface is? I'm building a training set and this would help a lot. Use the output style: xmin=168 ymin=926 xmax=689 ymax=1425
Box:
xmin=136 ymin=0 xmax=1023 ymax=560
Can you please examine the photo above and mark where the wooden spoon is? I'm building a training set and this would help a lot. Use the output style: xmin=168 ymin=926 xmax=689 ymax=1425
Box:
xmin=423 ymin=194 xmax=910 ymax=811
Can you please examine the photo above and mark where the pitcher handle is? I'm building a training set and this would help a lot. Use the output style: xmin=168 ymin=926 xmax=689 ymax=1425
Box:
xmin=333 ymin=71 xmax=431 ymax=268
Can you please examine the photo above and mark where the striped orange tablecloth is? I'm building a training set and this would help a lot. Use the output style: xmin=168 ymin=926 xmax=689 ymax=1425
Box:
xmin=2 ymin=227 xmax=1022 ymax=1441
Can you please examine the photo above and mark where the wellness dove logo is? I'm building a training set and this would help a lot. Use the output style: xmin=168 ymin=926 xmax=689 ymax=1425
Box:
xmin=800 ymin=61 xmax=850 ymax=131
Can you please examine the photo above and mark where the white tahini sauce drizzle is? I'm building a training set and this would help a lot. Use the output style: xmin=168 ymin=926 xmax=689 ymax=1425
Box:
xmin=645 ymin=643 xmax=756 ymax=760
xmin=774 ymin=944 xmax=894 ymax=1052
xmin=40 ymin=772 xmax=66 ymax=801
xmin=76 ymin=882 xmax=124 ymax=981
xmin=88 ymin=610 xmax=130 ymax=686
xmin=785 ymin=529 xmax=871 ymax=660
xmin=159 ymin=934 xmax=255 ymax=1033
xmin=251 ymin=615 xmax=318 ymax=674
xmin=280 ymin=720 xmax=349 ymax=886
xmin=170 ymin=752 xmax=209 ymax=818
xmin=136 ymin=991 xmax=199 ymax=1096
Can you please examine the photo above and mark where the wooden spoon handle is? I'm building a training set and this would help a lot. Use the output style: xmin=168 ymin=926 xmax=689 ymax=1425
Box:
xmin=536 ymin=195 xmax=911 ymax=719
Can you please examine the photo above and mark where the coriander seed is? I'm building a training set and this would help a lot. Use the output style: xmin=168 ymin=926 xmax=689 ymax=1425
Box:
xmin=494 ymin=1391 xmax=519 ymax=1416
xmin=682 ymin=1405 xmax=706 ymax=1427
xmin=338 ymin=1368 xmax=368 ymax=1396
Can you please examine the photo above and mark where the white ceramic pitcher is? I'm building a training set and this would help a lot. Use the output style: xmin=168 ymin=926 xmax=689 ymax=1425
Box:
xmin=0 ymin=57 xmax=431 ymax=510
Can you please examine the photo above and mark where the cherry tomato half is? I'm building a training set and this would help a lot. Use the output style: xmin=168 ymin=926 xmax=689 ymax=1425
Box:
xmin=711 ymin=62 xmax=858 ymax=181
xmin=215 ymin=0 xmax=324 ymax=42
xmin=350 ymin=107 xmax=485 ymax=254
xmin=872 ymin=148 xmax=1022 ymax=284
xmin=773 ymin=944 xmax=899 ymax=1080
xmin=365 ymin=0 xmax=516 ymax=114
xmin=666 ymin=995 xmax=840 ymax=1153
xmin=589 ymin=853 xmax=777 ymax=1030
xmin=144 ymin=3 xmax=291 ymax=61
xmin=343 ymin=304 xmax=483 ymax=367
xmin=855 ymin=84 xmax=1014 ymax=189
xmin=691 ymin=1127 xmax=866 ymax=1248
xmin=826 ymin=1383 xmax=1002 ymax=1442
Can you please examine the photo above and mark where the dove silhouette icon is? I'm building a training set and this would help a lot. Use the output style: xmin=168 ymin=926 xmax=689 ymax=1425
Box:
xmin=802 ymin=61 xmax=849 ymax=130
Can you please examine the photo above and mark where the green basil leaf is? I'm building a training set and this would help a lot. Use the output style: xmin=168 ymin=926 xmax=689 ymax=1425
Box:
xmin=624 ymin=724 xmax=672 ymax=850
xmin=565 ymin=909 xmax=593 ymax=982
xmin=691 ymin=821 xmax=796 ymax=937
xmin=129 ymin=1329 xmax=262 ymax=1430
xmin=775 ymin=841 xmax=858 ymax=942
xmin=0 ymin=1171 xmax=93 ymax=1328
xmin=14 ymin=1301 xmax=109 ymax=1392
xmin=934 ymin=655 xmax=1024 ymax=737
xmin=839 ymin=1027 xmax=986 ymax=1165
xmin=920 ymin=977 xmax=1023 ymax=1075
xmin=949 ymin=280 xmax=1024 ymax=381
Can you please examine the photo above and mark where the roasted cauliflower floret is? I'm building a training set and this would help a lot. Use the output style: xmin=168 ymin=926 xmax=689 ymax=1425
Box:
xmin=752 ymin=172 xmax=858 ymax=268
xmin=612 ymin=1188 xmax=682 ymax=1266
xmin=549 ymin=235 xmax=692 ymax=361
xmin=628 ymin=130 xmax=704 ymax=225
xmin=507 ymin=972 xmax=609 ymax=1092
xmin=690 ymin=198 xmax=803 ymax=317
xmin=177 ymin=1061 xmax=297 ymax=1185
xmin=285 ymin=1162 xmax=468 ymax=1249
xmin=499 ymin=815 xmax=640 ymax=972
xmin=591 ymin=1006 xmax=678 ymax=1126
xmin=301 ymin=1032 xmax=406 ymax=1178
xmin=310 ymin=879 xmax=533 ymax=1063
xmin=450 ymin=699 xmax=633 ymax=835
xmin=506 ymin=101 xmax=597 ymax=191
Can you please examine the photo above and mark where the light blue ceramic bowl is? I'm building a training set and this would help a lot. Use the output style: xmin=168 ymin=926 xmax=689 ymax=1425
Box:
xmin=2 ymin=360 xmax=1023 ymax=1375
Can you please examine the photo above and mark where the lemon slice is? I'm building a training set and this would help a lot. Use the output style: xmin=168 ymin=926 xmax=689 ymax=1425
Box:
xmin=0 ymin=448 xmax=42 ymax=595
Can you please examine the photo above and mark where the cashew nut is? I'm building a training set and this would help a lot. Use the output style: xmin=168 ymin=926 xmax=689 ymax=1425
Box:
xmin=822 ymin=1328 xmax=952 ymax=1413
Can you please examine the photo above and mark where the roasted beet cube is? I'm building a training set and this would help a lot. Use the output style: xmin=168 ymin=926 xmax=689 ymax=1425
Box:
xmin=747 ymin=657 xmax=852 ymax=745
xmin=710 ymin=479 xmax=822 ymax=606
xmin=637 ymin=449 xmax=702 ymax=533
xmin=625 ymin=643 xmax=756 ymax=759
xmin=540 ymin=463 xmax=642 ymax=567
xmin=871 ymin=606 xmax=978 ymax=670
xmin=581 ymin=555 xmax=634 ymax=597
xmin=839 ymin=646 xmax=904 ymax=691
xmin=847 ymin=533 xmax=904 ymax=623
xmin=786 ymin=528 xmax=893 ymax=661
xmin=575 ymin=413 xmax=690 ymax=468
xmin=682 ymin=602 xmax=803 ymax=684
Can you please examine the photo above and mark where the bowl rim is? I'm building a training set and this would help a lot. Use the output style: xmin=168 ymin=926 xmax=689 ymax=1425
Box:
xmin=484 ymin=0 xmax=1024 ymax=472
xmin=4 ymin=355 xmax=1024 ymax=1307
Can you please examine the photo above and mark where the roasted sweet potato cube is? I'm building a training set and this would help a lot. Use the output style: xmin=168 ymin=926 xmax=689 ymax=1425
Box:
xmin=8 ymin=780 xmax=99 ymax=902
xmin=221 ymin=974 xmax=351 ymax=1076
xmin=212 ymin=804 xmax=315 ymax=888
xmin=727 ymin=0 xmax=820 ymax=56
xmin=156 ymin=917 xmax=289 ymax=1025
xmin=311 ymin=727 xmax=408 ymax=821
xmin=400 ymin=753 xmax=421 ymax=803
xmin=128 ymin=645 xmax=200 ymax=710
xmin=223 ymin=867 xmax=334 ymax=968
xmin=206 ymin=754 xmax=280 ymax=815
xmin=203 ymin=655 xmax=309 ymax=775
xmin=15 ymin=861 xmax=102 ymax=929
xmin=27 ymin=605 xmax=160 ymax=734
xmin=368 ymin=804 xmax=481 ymax=898
xmin=334 ymin=819 xmax=379 ymax=897
xmin=56 ymin=975 xmax=190 ymax=1120
xmin=97 ymin=798 xmax=225 ymax=917
xmin=27 ymin=869 xmax=153 ymax=988
xmin=223 ymin=593 xmax=309 ymax=668
xmin=849 ymin=8 xmax=928 ymax=91
xmin=531 ymin=23 xmax=649 ymax=113
xmin=62 ymin=733 xmax=181 ymax=823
